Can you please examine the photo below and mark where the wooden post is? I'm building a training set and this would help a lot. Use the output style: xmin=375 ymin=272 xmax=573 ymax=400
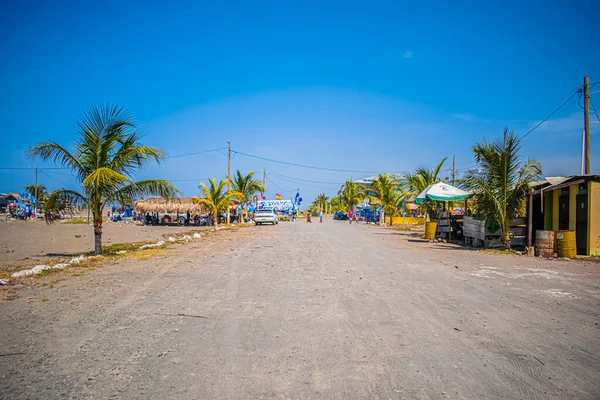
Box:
xmin=528 ymin=192 xmax=533 ymax=248
xmin=584 ymin=77 xmax=591 ymax=174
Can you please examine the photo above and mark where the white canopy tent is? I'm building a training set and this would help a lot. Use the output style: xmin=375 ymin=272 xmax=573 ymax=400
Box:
xmin=416 ymin=182 xmax=470 ymax=204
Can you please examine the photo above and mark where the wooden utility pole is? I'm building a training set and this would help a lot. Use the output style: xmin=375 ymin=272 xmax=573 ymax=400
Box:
xmin=583 ymin=76 xmax=591 ymax=174
xmin=262 ymin=170 xmax=266 ymax=194
xmin=451 ymin=155 xmax=456 ymax=185
xmin=34 ymin=167 xmax=38 ymax=212
xmin=227 ymin=141 xmax=231 ymax=225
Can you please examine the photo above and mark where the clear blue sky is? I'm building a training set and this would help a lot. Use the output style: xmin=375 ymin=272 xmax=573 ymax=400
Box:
xmin=1 ymin=0 xmax=599 ymax=203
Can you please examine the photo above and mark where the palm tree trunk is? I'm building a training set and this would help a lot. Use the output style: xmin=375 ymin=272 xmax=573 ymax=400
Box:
xmin=503 ymin=230 xmax=511 ymax=249
xmin=213 ymin=208 xmax=218 ymax=231
xmin=93 ymin=215 xmax=103 ymax=254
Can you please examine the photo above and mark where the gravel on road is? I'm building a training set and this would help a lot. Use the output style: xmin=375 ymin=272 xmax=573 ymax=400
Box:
xmin=1 ymin=220 xmax=599 ymax=399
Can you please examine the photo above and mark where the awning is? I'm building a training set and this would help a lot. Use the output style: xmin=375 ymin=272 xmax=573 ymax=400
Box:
xmin=416 ymin=182 xmax=470 ymax=204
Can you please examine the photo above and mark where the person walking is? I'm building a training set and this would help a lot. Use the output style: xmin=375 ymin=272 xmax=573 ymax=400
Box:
xmin=319 ymin=210 xmax=323 ymax=223
xmin=348 ymin=210 xmax=354 ymax=225
xmin=306 ymin=210 xmax=312 ymax=223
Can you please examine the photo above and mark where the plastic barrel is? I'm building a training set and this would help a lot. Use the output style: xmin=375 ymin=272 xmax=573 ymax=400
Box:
xmin=535 ymin=230 xmax=555 ymax=258
xmin=425 ymin=221 xmax=437 ymax=239
xmin=556 ymin=230 xmax=577 ymax=258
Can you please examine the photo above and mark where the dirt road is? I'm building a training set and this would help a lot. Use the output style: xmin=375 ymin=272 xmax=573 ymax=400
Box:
xmin=1 ymin=221 xmax=599 ymax=399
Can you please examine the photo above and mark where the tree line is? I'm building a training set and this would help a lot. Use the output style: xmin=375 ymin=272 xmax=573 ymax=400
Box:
xmin=27 ymin=104 xmax=541 ymax=253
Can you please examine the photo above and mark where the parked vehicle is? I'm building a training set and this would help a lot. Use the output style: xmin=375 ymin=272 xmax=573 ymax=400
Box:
xmin=255 ymin=209 xmax=279 ymax=225
xmin=333 ymin=211 xmax=348 ymax=220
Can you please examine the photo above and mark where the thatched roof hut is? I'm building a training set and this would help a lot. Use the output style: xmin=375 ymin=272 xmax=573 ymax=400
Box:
xmin=134 ymin=197 xmax=205 ymax=214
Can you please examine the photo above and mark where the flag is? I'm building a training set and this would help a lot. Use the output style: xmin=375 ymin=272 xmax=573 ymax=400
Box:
xmin=275 ymin=193 xmax=281 ymax=200
xmin=260 ymin=192 xmax=266 ymax=200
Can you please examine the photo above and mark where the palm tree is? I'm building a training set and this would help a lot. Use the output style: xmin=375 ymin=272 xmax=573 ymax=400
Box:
xmin=25 ymin=184 xmax=49 ymax=211
xmin=371 ymin=174 xmax=402 ymax=225
xmin=312 ymin=193 xmax=330 ymax=213
xmin=401 ymin=157 xmax=447 ymax=220
xmin=231 ymin=170 xmax=265 ymax=202
xmin=328 ymin=195 xmax=344 ymax=212
xmin=193 ymin=178 xmax=243 ymax=231
xmin=463 ymin=128 xmax=541 ymax=249
xmin=28 ymin=104 xmax=180 ymax=254
xmin=338 ymin=180 xmax=366 ymax=211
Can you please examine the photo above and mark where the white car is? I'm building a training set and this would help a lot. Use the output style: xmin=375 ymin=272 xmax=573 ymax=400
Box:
xmin=254 ymin=209 xmax=279 ymax=225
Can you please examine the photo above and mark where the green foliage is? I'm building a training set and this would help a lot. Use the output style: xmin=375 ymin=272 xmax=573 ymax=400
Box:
xmin=371 ymin=174 xmax=404 ymax=225
xmin=28 ymin=104 xmax=180 ymax=254
xmin=25 ymin=184 xmax=48 ymax=205
xmin=311 ymin=193 xmax=330 ymax=212
xmin=400 ymin=158 xmax=447 ymax=220
xmin=328 ymin=196 xmax=344 ymax=212
xmin=337 ymin=180 xmax=366 ymax=211
xmin=462 ymin=128 xmax=542 ymax=249
xmin=231 ymin=170 xmax=265 ymax=201
xmin=193 ymin=178 xmax=243 ymax=230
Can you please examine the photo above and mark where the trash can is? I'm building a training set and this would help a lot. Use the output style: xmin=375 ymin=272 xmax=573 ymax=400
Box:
xmin=556 ymin=230 xmax=576 ymax=258
xmin=535 ymin=230 xmax=555 ymax=258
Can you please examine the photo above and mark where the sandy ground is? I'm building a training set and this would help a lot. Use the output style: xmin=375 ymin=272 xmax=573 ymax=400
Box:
xmin=1 ymin=220 xmax=599 ymax=399
xmin=0 ymin=218 xmax=210 ymax=269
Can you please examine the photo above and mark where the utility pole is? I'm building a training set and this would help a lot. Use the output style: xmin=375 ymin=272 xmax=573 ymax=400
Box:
xmin=262 ymin=169 xmax=267 ymax=194
xmin=583 ymin=76 xmax=591 ymax=174
xmin=451 ymin=155 xmax=456 ymax=185
xmin=34 ymin=167 xmax=38 ymax=212
xmin=227 ymin=141 xmax=231 ymax=225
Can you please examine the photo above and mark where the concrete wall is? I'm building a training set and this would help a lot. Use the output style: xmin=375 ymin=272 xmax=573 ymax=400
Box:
xmin=385 ymin=216 xmax=426 ymax=225
xmin=589 ymin=181 xmax=600 ymax=256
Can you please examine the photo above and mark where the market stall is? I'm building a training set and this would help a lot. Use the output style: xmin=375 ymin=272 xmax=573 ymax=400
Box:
xmin=416 ymin=182 xmax=470 ymax=239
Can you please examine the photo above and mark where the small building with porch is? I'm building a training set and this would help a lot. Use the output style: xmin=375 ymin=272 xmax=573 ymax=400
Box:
xmin=528 ymin=175 xmax=600 ymax=256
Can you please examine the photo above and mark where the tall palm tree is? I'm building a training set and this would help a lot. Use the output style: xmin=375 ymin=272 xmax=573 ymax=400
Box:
xmin=312 ymin=193 xmax=330 ymax=213
xmin=28 ymin=104 xmax=180 ymax=254
xmin=463 ymin=128 xmax=541 ymax=249
xmin=193 ymin=178 xmax=243 ymax=231
xmin=338 ymin=180 xmax=366 ymax=211
xmin=401 ymin=157 xmax=447 ymax=219
xmin=231 ymin=170 xmax=265 ymax=202
xmin=371 ymin=174 xmax=401 ymax=225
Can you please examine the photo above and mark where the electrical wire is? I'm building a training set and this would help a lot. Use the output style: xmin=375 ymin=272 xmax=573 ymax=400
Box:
xmin=0 ymin=167 xmax=70 ymax=170
xmin=520 ymin=88 xmax=581 ymax=140
xmin=269 ymin=171 xmax=343 ymax=185
xmin=590 ymin=96 xmax=600 ymax=122
xmin=167 ymin=147 xmax=228 ymax=159
xmin=266 ymin=176 xmax=294 ymax=193
xmin=40 ymin=170 xmax=74 ymax=189
xmin=232 ymin=150 xmax=384 ymax=174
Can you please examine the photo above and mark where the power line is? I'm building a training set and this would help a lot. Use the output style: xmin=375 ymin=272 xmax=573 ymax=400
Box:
xmin=0 ymin=167 xmax=69 ymax=170
xmin=520 ymin=88 xmax=581 ymax=139
xmin=591 ymin=97 xmax=600 ymax=123
xmin=167 ymin=147 xmax=228 ymax=159
xmin=40 ymin=170 xmax=74 ymax=189
xmin=266 ymin=176 xmax=294 ymax=193
xmin=269 ymin=171 xmax=343 ymax=185
xmin=232 ymin=150 xmax=384 ymax=174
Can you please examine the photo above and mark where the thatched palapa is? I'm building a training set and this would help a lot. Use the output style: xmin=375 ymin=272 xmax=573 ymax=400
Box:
xmin=134 ymin=197 xmax=205 ymax=214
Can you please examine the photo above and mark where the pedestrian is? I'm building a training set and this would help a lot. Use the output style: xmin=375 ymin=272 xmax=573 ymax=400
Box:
xmin=319 ymin=210 xmax=323 ymax=223
xmin=348 ymin=210 xmax=354 ymax=224
xmin=306 ymin=210 xmax=312 ymax=223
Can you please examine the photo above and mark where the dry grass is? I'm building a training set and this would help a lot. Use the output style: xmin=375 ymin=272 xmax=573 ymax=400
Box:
xmin=62 ymin=219 xmax=90 ymax=225
xmin=123 ymin=248 xmax=175 ymax=260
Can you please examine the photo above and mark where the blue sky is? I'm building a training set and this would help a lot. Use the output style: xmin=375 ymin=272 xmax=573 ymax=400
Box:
xmin=1 ymin=0 xmax=599 ymax=203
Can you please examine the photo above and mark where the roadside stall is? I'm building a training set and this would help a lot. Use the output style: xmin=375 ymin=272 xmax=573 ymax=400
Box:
xmin=134 ymin=197 xmax=207 ymax=226
xmin=416 ymin=182 xmax=470 ymax=240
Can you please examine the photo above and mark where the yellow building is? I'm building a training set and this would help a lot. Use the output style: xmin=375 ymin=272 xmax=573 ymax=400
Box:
xmin=529 ymin=175 xmax=600 ymax=256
